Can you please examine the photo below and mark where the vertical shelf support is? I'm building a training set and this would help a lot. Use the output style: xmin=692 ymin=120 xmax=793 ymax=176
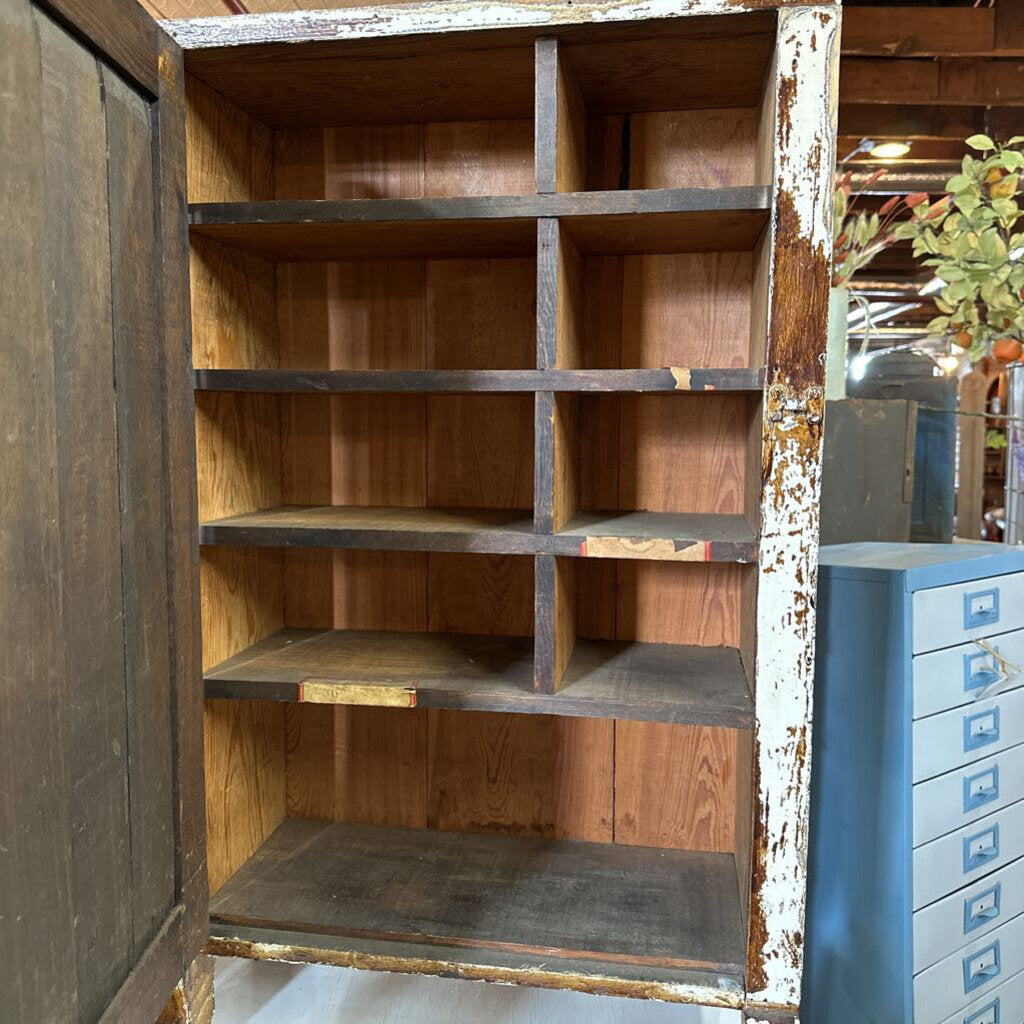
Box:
xmin=534 ymin=554 xmax=576 ymax=694
xmin=744 ymin=7 xmax=840 ymax=1020
xmin=534 ymin=36 xmax=587 ymax=194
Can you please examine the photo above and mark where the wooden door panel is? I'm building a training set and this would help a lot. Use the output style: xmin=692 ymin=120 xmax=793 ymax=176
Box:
xmin=0 ymin=2 xmax=204 ymax=1022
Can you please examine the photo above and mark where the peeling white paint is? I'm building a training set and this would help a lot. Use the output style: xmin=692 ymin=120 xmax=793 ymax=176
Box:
xmin=161 ymin=0 xmax=835 ymax=49
xmin=210 ymin=936 xmax=747 ymax=1009
xmin=745 ymin=5 xmax=839 ymax=1016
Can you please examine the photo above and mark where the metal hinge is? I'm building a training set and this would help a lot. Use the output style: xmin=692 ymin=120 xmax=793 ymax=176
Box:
xmin=766 ymin=383 xmax=824 ymax=425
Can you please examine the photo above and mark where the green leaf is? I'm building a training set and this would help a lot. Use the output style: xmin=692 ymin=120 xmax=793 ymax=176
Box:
xmin=1002 ymin=151 xmax=1024 ymax=172
xmin=946 ymin=173 xmax=971 ymax=192
xmin=938 ymin=263 xmax=967 ymax=281
xmin=935 ymin=296 xmax=955 ymax=314
xmin=993 ymin=197 xmax=1019 ymax=220
xmin=1006 ymin=136 xmax=1024 ymax=146
xmin=956 ymin=192 xmax=981 ymax=216
xmin=967 ymin=134 xmax=997 ymax=152
xmin=928 ymin=315 xmax=951 ymax=332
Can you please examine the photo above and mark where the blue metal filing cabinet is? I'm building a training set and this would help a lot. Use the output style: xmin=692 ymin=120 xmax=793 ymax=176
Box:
xmin=804 ymin=543 xmax=1024 ymax=1024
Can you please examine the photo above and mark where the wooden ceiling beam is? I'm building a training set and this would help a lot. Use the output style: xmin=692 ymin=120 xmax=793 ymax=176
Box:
xmin=837 ymin=103 xmax=1017 ymax=141
xmin=842 ymin=6 xmax=997 ymax=58
xmin=842 ymin=57 xmax=1024 ymax=107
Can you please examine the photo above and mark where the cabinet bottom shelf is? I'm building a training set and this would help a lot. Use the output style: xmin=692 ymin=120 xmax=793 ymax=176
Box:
xmin=209 ymin=818 xmax=746 ymax=989
xmin=203 ymin=627 xmax=753 ymax=727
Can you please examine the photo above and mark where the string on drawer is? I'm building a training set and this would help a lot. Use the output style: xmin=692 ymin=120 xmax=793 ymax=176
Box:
xmin=970 ymin=640 xmax=1023 ymax=699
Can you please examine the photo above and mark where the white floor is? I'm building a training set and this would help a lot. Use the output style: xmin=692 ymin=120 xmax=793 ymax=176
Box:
xmin=213 ymin=957 xmax=742 ymax=1024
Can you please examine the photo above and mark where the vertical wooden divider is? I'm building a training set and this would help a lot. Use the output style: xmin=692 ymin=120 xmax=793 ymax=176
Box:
xmin=534 ymin=210 xmax=582 ymax=694
xmin=534 ymin=37 xmax=586 ymax=194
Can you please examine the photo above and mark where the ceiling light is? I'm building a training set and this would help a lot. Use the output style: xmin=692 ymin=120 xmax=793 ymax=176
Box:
xmin=938 ymin=354 xmax=960 ymax=374
xmin=870 ymin=141 xmax=912 ymax=159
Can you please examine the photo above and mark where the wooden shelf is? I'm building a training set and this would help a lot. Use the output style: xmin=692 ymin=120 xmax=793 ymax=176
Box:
xmin=193 ymin=368 xmax=766 ymax=394
xmin=555 ymin=510 xmax=757 ymax=562
xmin=198 ymin=506 xmax=757 ymax=563
xmin=199 ymin=505 xmax=537 ymax=555
xmin=209 ymin=817 xmax=747 ymax=978
xmin=188 ymin=188 xmax=771 ymax=260
xmin=203 ymin=627 xmax=753 ymax=727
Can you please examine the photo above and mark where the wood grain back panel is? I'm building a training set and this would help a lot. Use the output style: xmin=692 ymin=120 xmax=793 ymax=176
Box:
xmin=629 ymin=108 xmax=758 ymax=190
xmin=425 ymin=120 xmax=534 ymax=197
xmin=427 ymin=711 xmax=613 ymax=841
xmin=615 ymin=721 xmax=738 ymax=852
xmin=620 ymin=253 xmax=753 ymax=370
xmin=617 ymin=395 xmax=750 ymax=517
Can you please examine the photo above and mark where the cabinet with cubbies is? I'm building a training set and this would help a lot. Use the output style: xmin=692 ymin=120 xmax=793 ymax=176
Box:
xmin=177 ymin=3 xmax=838 ymax=1019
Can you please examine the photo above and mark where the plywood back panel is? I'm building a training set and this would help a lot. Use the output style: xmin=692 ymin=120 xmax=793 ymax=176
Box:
xmin=427 ymin=711 xmax=613 ymax=841
xmin=629 ymin=108 xmax=759 ymax=190
xmin=615 ymin=721 xmax=738 ymax=852
xmin=620 ymin=253 xmax=752 ymax=370
xmin=616 ymin=395 xmax=749 ymax=516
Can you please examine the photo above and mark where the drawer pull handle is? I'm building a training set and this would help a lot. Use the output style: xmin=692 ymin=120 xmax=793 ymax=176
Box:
xmin=964 ymin=883 xmax=1001 ymax=934
xmin=967 ymin=666 xmax=1002 ymax=693
xmin=965 ymin=998 xmax=1000 ymax=1024
xmin=965 ymin=588 xmax=1000 ymax=629
xmin=964 ymin=708 xmax=1001 ymax=752
xmin=964 ymin=825 xmax=1000 ymax=873
xmin=963 ymin=940 xmax=1001 ymax=993
xmin=964 ymin=766 xmax=1000 ymax=813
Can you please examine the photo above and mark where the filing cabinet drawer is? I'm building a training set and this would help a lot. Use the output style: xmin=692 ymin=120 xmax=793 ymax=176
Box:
xmin=914 ymin=630 xmax=1024 ymax=720
xmin=915 ymin=857 xmax=1024 ymax=974
xmin=937 ymin=968 xmax=1024 ymax=1024
xmin=914 ymin=744 xmax=1024 ymax=847
xmin=915 ymin=800 xmax=1024 ymax=910
xmin=914 ymin=690 xmax=1024 ymax=783
xmin=913 ymin=573 xmax=1024 ymax=655
xmin=915 ymin=911 xmax=1024 ymax=1024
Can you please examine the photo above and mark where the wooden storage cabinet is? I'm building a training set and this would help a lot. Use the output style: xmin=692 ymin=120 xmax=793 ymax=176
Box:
xmin=182 ymin=6 xmax=837 ymax=1019
xmin=1 ymin=2 xmax=836 ymax=1022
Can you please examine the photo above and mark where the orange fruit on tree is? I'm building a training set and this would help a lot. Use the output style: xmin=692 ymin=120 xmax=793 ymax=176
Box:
xmin=955 ymin=331 xmax=973 ymax=347
xmin=992 ymin=338 xmax=1023 ymax=362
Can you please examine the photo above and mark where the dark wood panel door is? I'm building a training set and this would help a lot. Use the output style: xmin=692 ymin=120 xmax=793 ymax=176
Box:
xmin=0 ymin=2 xmax=204 ymax=1022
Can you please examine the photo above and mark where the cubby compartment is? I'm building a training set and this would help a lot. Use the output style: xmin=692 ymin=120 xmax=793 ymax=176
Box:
xmin=185 ymin=45 xmax=536 ymax=206
xmin=190 ymin=233 xmax=536 ymax=372
xmin=535 ymin=391 xmax=760 ymax=563
xmin=205 ymin=701 xmax=751 ymax=978
xmin=534 ymin=552 xmax=755 ymax=708
xmin=538 ymin=216 xmax=771 ymax=374
xmin=534 ymin=14 xmax=776 ymax=193
xmin=196 ymin=390 xmax=536 ymax=549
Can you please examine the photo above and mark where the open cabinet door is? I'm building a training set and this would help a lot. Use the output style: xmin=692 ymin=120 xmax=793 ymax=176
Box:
xmin=1 ymin=1 xmax=206 ymax=1022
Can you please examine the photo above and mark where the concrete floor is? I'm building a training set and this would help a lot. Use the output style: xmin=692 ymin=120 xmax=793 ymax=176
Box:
xmin=212 ymin=957 xmax=742 ymax=1024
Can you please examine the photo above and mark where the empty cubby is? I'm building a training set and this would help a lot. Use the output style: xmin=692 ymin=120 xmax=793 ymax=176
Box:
xmin=534 ymin=14 xmax=776 ymax=193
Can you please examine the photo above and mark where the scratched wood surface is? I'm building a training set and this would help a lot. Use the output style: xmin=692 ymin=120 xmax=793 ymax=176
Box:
xmin=204 ymin=626 xmax=754 ymax=727
xmin=210 ymin=818 xmax=746 ymax=971
xmin=2 ymin=2 xmax=207 ymax=1020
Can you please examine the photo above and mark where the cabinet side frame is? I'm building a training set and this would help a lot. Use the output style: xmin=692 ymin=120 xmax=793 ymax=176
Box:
xmin=745 ymin=6 xmax=839 ymax=1019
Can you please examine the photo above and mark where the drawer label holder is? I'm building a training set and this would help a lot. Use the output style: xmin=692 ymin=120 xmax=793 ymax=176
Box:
xmin=965 ymin=588 xmax=1001 ymax=630
xmin=964 ymin=883 xmax=1002 ymax=935
xmin=963 ymin=940 xmax=1001 ymax=995
xmin=964 ymin=825 xmax=1001 ymax=874
xmin=964 ymin=766 xmax=1001 ymax=814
